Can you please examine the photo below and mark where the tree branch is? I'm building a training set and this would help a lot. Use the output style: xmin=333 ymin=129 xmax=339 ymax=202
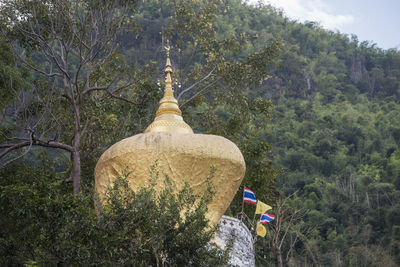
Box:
xmin=8 ymin=42 xmax=63 ymax=78
xmin=180 ymin=79 xmax=219 ymax=107
xmin=285 ymin=234 xmax=300 ymax=264
xmin=0 ymin=135 xmax=73 ymax=162
xmin=278 ymin=209 xmax=300 ymax=249
xmin=177 ymin=66 xmax=216 ymax=101
xmin=0 ymin=142 xmax=33 ymax=168
xmin=82 ymin=84 xmax=141 ymax=105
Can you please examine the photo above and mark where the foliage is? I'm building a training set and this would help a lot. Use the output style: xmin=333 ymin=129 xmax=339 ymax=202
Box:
xmin=0 ymin=162 xmax=228 ymax=266
xmin=205 ymin=1 xmax=400 ymax=264
xmin=198 ymin=1 xmax=400 ymax=265
xmin=0 ymin=1 xmax=282 ymax=263
xmin=267 ymin=96 xmax=400 ymax=265
xmin=1 ymin=0 xmax=400 ymax=265
xmin=0 ymin=0 xmax=281 ymax=197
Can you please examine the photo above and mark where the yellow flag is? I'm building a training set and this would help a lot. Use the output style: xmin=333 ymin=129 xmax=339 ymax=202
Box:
xmin=255 ymin=200 xmax=272 ymax=214
xmin=257 ymin=223 xmax=267 ymax=237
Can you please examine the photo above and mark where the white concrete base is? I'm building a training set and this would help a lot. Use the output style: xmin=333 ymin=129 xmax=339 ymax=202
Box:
xmin=215 ymin=215 xmax=255 ymax=267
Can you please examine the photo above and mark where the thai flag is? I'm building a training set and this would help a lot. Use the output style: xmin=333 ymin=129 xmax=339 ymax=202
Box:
xmin=259 ymin=213 xmax=275 ymax=224
xmin=243 ymin=187 xmax=257 ymax=205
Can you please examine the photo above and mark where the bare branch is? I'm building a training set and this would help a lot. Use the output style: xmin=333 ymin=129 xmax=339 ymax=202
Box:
xmin=0 ymin=141 xmax=32 ymax=168
xmin=285 ymin=234 xmax=300 ymax=264
xmin=105 ymin=90 xmax=141 ymax=105
xmin=11 ymin=23 xmax=70 ymax=79
xmin=279 ymin=208 xmax=300 ymax=249
xmin=0 ymin=134 xmax=73 ymax=163
xmin=0 ymin=141 xmax=31 ymax=158
xmin=177 ymin=66 xmax=216 ymax=101
xmin=81 ymin=117 xmax=95 ymax=141
xmin=8 ymin=43 xmax=63 ymax=78
xmin=180 ymin=79 xmax=219 ymax=107
xmin=82 ymin=83 xmax=140 ymax=105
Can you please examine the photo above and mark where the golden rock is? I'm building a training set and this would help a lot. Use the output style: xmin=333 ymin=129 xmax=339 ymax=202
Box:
xmin=94 ymin=47 xmax=245 ymax=225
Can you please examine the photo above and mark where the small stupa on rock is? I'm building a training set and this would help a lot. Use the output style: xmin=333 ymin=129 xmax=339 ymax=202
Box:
xmin=94 ymin=43 xmax=246 ymax=226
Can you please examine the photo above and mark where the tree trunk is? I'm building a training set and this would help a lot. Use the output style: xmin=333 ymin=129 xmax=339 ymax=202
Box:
xmin=71 ymin=149 xmax=81 ymax=195
xmin=275 ymin=247 xmax=284 ymax=267
xmin=72 ymin=101 xmax=81 ymax=195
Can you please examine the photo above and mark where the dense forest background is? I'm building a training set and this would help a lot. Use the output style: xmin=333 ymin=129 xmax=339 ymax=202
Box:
xmin=123 ymin=1 xmax=400 ymax=265
xmin=1 ymin=0 xmax=399 ymax=266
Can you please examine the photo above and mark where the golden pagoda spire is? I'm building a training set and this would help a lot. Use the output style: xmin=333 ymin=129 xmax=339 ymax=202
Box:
xmin=144 ymin=41 xmax=193 ymax=134
xmin=96 ymin=43 xmax=246 ymax=228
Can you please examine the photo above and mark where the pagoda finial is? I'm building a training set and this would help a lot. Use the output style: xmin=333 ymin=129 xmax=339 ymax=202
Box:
xmin=165 ymin=39 xmax=170 ymax=57
xmin=163 ymin=40 xmax=174 ymax=99
xmin=144 ymin=41 xmax=193 ymax=133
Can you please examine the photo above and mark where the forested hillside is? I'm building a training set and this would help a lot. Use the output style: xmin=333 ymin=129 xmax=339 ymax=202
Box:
xmin=122 ymin=2 xmax=400 ymax=264
xmin=223 ymin=1 xmax=400 ymax=266
xmin=1 ymin=0 xmax=399 ymax=266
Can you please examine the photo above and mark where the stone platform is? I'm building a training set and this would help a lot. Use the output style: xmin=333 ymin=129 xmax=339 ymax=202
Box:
xmin=215 ymin=215 xmax=255 ymax=267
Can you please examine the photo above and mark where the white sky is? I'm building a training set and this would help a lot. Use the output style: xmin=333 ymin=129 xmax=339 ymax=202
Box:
xmin=257 ymin=0 xmax=400 ymax=50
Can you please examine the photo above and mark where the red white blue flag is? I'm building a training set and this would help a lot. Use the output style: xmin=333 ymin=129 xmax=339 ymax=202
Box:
xmin=243 ymin=187 xmax=257 ymax=205
xmin=259 ymin=213 xmax=275 ymax=224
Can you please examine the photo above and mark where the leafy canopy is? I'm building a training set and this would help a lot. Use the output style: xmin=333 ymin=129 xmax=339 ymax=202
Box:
xmin=0 ymin=162 xmax=228 ymax=266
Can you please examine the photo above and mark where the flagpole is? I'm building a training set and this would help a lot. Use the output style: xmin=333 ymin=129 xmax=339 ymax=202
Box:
xmin=252 ymin=205 xmax=257 ymax=226
xmin=253 ymin=221 xmax=257 ymax=244
xmin=240 ymin=186 xmax=244 ymax=221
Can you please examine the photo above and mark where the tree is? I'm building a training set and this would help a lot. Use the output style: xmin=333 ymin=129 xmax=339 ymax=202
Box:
xmin=0 ymin=0 xmax=149 ymax=194
xmin=255 ymin=191 xmax=310 ymax=267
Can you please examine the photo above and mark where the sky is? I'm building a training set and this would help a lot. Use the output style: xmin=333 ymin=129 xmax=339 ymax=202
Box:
xmin=257 ymin=0 xmax=400 ymax=50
